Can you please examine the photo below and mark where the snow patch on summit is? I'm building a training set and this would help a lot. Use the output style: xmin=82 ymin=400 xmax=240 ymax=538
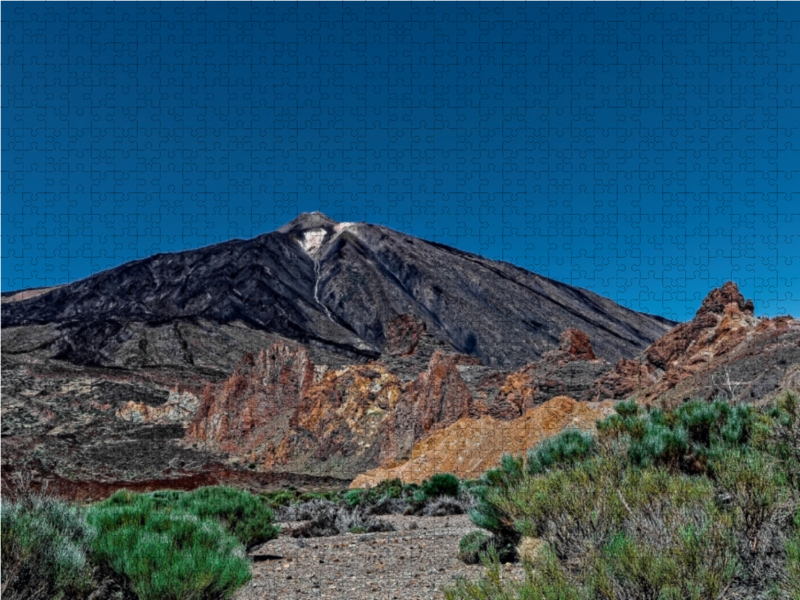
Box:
xmin=298 ymin=228 xmax=326 ymax=256
xmin=334 ymin=222 xmax=355 ymax=233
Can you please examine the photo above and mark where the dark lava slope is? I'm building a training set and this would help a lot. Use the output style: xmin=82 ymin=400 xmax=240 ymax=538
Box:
xmin=2 ymin=212 xmax=677 ymax=369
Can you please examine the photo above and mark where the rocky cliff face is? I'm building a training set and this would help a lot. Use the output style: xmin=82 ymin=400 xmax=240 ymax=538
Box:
xmin=352 ymin=284 xmax=800 ymax=487
xmin=351 ymin=396 xmax=616 ymax=486
xmin=184 ymin=321 xmax=488 ymax=478
xmin=184 ymin=317 xmax=616 ymax=478
xmin=589 ymin=281 xmax=800 ymax=407
xmin=2 ymin=212 xmax=675 ymax=370
xmin=186 ymin=342 xmax=319 ymax=459
xmin=186 ymin=284 xmax=800 ymax=482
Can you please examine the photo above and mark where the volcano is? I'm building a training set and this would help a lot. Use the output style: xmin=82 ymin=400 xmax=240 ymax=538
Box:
xmin=2 ymin=212 xmax=675 ymax=370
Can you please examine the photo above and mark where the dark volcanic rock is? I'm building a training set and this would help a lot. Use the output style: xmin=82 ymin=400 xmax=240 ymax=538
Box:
xmin=2 ymin=212 xmax=676 ymax=370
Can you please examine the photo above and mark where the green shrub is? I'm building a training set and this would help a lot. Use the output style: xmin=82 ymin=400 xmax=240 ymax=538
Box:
xmin=89 ymin=505 xmax=250 ymax=600
xmin=597 ymin=399 xmax=759 ymax=473
xmin=342 ymin=489 xmax=364 ymax=507
xmin=184 ymin=486 xmax=280 ymax=549
xmin=97 ymin=486 xmax=279 ymax=550
xmin=712 ymin=449 xmax=792 ymax=543
xmin=412 ymin=488 xmax=428 ymax=505
xmin=458 ymin=530 xmax=493 ymax=565
xmin=421 ymin=473 xmax=461 ymax=498
xmin=299 ymin=491 xmax=339 ymax=503
xmin=346 ymin=478 xmax=408 ymax=507
xmin=446 ymin=545 xmax=582 ymax=600
xmin=449 ymin=397 xmax=800 ymax=599
xmin=261 ymin=489 xmax=298 ymax=509
xmin=468 ymin=455 xmax=526 ymax=559
xmin=1 ymin=496 xmax=98 ymax=600
xmin=87 ymin=486 xmax=277 ymax=599
xmin=762 ymin=391 xmax=800 ymax=490
xmin=628 ymin=420 xmax=689 ymax=469
xmin=367 ymin=478 xmax=405 ymax=499
xmin=595 ymin=515 xmax=738 ymax=600
xmin=526 ymin=429 xmax=596 ymax=476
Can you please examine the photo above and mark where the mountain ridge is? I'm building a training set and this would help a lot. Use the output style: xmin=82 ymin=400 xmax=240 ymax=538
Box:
xmin=2 ymin=212 xmax=677 ymax=369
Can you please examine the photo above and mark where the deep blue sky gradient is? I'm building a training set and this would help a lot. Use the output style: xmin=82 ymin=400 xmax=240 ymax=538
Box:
xmin=3 ymin=2 xmax=800 ymax=321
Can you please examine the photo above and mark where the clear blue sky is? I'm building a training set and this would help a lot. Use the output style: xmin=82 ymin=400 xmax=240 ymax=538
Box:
xmin=3 ymin=2 xmax=799 ymax=321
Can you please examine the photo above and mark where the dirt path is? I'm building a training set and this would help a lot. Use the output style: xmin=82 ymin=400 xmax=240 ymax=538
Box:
xmin=235 ymin=514 xmax=525 ymax=600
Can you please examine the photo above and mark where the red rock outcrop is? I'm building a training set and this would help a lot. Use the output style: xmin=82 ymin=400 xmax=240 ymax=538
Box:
xmin=267 ymin=363 xmax=404 ymax=473
xmin=186 ymin=330 xmax=496 ymax=478
xmin=265 ymin=348 xmax=487 ymax=477
xmin=186 ymin=341 xmax=317 ymax=456
xmin=373 ymin=350 xmax=488 ymax=468
xmin=547 ymin=328 xmax=597 ymax=362
xmin=185 ymin=326 xmax=615 ymax=479
xmin=409 ymin=350 xmax=481 ymax=436
xmin=588 ymin=282 xmax=800 ymax=406
xmin=487 ymin=329 xmax=609 ymax=418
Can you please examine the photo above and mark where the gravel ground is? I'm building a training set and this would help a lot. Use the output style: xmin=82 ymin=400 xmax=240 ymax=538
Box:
xmin=235 ymin=514 xmax=525 ymax=600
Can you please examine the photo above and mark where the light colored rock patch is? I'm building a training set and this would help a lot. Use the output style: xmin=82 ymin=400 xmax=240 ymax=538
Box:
xmin=116 ymin=389 xmax=200 ymax=425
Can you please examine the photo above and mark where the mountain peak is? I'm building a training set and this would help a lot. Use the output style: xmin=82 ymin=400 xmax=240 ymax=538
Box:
xmin=278 ymin=212 xmax=339 ymax=233
xmin=2 ymin=213 xmax=678 ymax=369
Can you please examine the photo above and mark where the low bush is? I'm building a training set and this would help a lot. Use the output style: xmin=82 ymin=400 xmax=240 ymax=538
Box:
xmin=466 ymin=455 xmax=525 ymax=561
xmin=281 ymin=499 xmax=396 ymax=537
xmin=261 ymin=489 xmax=298 ymax=509
xmin=763 ymin=391 xmax=800 ymax=491
xmin=1 ymin=484 xmax=279 ymax=600
xmin=787 ymin=511 xmax=800 ymax=599
xmin=457 ymin=530 xmax=493 ymax=565
xmin=421 ymin=473 xmax=461 ymax=498
xmin=526 ymin=429 xmax=596 ymax=476
xmin=449 ymin=393 xmax=800 ymax=599
xmin=597 ymin=398 xmax=758 ymax=472
xmin=365 ymin=496 xmax=409 ymax=516
xmin=343 ymin=475 xmax=474 ymax=517
xmin=343 ymin=478 xmax=406 ymax=508
xmin=1 ymin=495 xmax=98 ymax=600
xmin=97 ymin=486 xmax=279 ymax=550
xmin=422 ymin=496 xmax=469 ymax=517
xmin=89 ymin=505 xmax=250 ymax=600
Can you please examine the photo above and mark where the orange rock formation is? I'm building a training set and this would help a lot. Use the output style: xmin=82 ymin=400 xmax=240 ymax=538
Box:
xmin=350 ymin=395 xmax=615 ymax=487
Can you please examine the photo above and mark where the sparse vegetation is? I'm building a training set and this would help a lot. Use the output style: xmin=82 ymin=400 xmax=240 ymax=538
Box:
xmin=458 ymin=530 xmax=495 ymax=565
xmin=422 ymin=473 xmax=461 ymax=498
xmin=8 ymin=392 xmax=799 ymax=600
xmin=273 ymin=473 xmax=474 ymax=524
xmin=279 ymin=498 xmax=396 ymax=537
xmin=448 ymin=392 xmax=800 ymax=599
xmin=1 ymin=485 xmax=280 ymax=600
xmin=1 ymin=494 xmax=99 ymax=600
